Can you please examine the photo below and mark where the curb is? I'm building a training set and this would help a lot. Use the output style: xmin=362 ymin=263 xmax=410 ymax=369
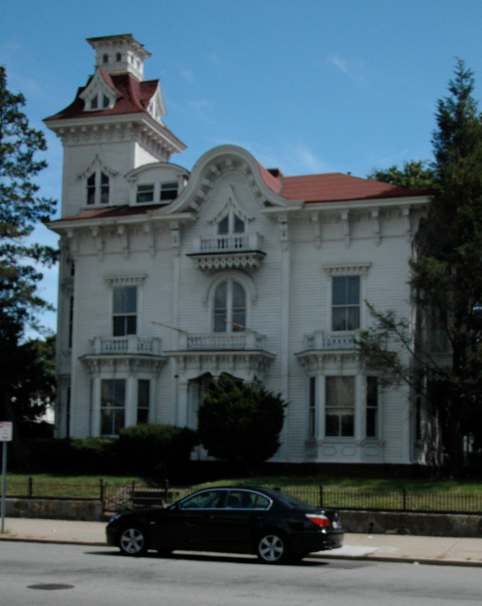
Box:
xmin=1 ymin=536 xmax=482 ymax=568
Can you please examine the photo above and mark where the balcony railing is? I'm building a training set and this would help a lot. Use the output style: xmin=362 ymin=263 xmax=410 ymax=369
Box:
xmin=303 ymin=330 xmax=356 ymax=351
xmin=90 ymin=336 xmax=163 ymax=356
xmin=191 ymin=233 xmax=264 ymax=254
xmin=179 ymin=331 xmax=267 ymax=351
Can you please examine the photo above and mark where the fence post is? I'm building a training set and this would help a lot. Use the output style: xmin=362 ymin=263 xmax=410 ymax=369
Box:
xmin=28 ymin=476 xmax=33 ymax=498
xmin=319 ymin=483 xmax=324 ymax=509
xmin=401 ymin=488 xmax=407 ymax=512
xmin=164 ymin=478 xmax=170 ymax=502
xmin=99 ymin=479 xmax=105 ymax=506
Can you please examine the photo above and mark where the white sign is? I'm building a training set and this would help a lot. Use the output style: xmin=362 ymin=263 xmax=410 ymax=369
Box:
xmin=0 ymin=422 xmax=12 ymax=442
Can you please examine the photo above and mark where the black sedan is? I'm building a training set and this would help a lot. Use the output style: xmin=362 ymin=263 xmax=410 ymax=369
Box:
xmin=106 ymin=486 xmax=343 ymax=563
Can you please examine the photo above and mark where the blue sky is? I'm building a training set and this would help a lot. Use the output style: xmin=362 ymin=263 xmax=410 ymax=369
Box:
xmin=1 ymin=0 xmax=482 ymax=334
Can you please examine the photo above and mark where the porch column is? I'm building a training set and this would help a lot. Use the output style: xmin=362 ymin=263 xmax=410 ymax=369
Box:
xmin=125 ymin=375 xmax=137 ymax=427
xmin=177 ymin=380 xmax=189 ymax=427
xmin=91 ymin=375 xmax=102 ymax=437
xmin=355 ymin=375 xmax=366 ymax=441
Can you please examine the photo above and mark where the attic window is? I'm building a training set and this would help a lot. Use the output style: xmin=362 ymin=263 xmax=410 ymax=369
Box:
xmin=90 ymin=96 xmax=98 ymax=110
xmin=102 ymin=95 xmax=110 ymax=109
xmin=136 ymin=184 xmax=154 ymax=204
xmin=116 ymin=52 xmax=122 ymax=62
xmin=160 ymin=182 xmax=178 ymax=202
xmin=103 ymin=54 xmax=109 ymax=64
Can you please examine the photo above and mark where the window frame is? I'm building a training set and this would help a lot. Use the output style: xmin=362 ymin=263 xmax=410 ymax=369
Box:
xmin=112 ymin=285 xmax=138 ymax=337
xmin=308 ymin=376 xmax=317 ymax=440
xmin=160 ymin=181 xmax=178 ymax=202
xmin=331 ymin=275 xmax=361 ymax=332
xmin=324 ymin=375 xmax=356 ymax=438
xmin=100 ymin=378 xmax=126 ymax=436
xmin=136 ymin=183 xmax=155 ymax=204
xmin=212 ymin=279 xmax=247 ymax=333
xmin=137 ymin=378 xmax=150 ymax=425
xmin=366 ymin=376 xmax=379 ymax=439
xmin=86 ymin=171 xmax=110 ymax=206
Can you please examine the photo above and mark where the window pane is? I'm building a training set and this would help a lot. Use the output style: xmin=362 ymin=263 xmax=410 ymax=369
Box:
xmin=113 ymin=410 xmax=125 ymax=434
xmin=232 ymin=282 xmax=245 ymax=307
xmin=326 ymin=415 xmax=339 ymax=436
xmin=181 ymin=491 xmax=225 ymax=509
xmin=87 ymin=173 xmax=96 ymax=205
xmin=217 ymin=216 xmax=229 ymax=235
xmin=233 ymin=215 xmax=245 ymax=233
xmin=346 ymin=306 xmax=360 ymax=330
xmin=214 ymin=282 xmax=227 ymax=308
xmin=102 ymin=95 xmax=109 ymax=108
xmin=346 ymin=276 xmax=360 ymax=305
xmin=332 ymin=307 xmax=346 ymax=331
xmin=101 ymin=410 xmax=113 ymax=436
xmin=214 ymin=312 xmax=226 ymax=332
xmin=332 ymin=277 xmax=346 ymax=305
xmin=341 ymin=414 xmax=354 ymax=437
xmin=367 ymin=377 xmax=378 ymax=408
xmin=113 ymin=316 xmax=125 ymax=336
xmin=366 ymin=408 xmax=377 ymax=438
xmin=232 ymin=310 xmax=245 ymax=332
xmin=138 ymin=379 xmax=150 ymax=408
xmin=326 ymin=377 xmax=355 ymax=409
xmin=114 ymin=287 xmax=137 ymax=313
xmin=160 ymin=182 xmax=178 ymax=201
xmin=136 ymin=184 xmax=154 ymax=203
xmin=126 ymin=316 xmax=137 ymax=335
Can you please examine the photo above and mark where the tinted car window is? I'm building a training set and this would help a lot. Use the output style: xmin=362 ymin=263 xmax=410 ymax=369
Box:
xmin=180 ymin=490 xmax=225 ymax=509
xmin=226 ymin=490 xmax=270 ymax=509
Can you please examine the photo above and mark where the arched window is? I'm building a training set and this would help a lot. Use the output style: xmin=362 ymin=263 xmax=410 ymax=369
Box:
xmin=213 ymin=280 xmax=246 ymax=332
xmin=86 ymin=172 xmax=110 ymax=205
xmin=217 ymin=213 xmax=245 ymax=236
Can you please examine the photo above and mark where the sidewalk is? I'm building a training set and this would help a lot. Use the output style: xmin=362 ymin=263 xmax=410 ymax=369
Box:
xmin=1 ymin=517 xmax=482 ymax=567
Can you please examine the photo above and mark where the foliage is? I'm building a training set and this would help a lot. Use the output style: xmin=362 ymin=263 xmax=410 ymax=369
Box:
xmin=368 ymin=160 xmax=435 ymax=189
xmin=197 ymin=374 xmax=286 ymax=465
xmin=0 ymin=65 xmax=57 ymax=425
xmin=359 ymin=60 xmax=482 ymax=474
xmin=0 ymin=65 xmax=57 ymax=330
xmin=116 ymin=424 xmax=199 ymax=476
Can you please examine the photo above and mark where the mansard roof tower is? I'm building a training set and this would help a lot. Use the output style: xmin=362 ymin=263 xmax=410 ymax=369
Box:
xmin=45 ymin=34 xmax=186 ymax=217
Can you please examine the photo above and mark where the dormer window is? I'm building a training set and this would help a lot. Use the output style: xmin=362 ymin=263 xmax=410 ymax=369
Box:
xmin=90 ymin=96 xmax=98 ymax=110
xmin=160 ymin=182 xmax=178 ymax=202
xmin=102 ymin=95 xmax=110 ymax=109
xmin=136 ymin=184 xmax=154 ymax=204
xmin=217 ymin=213 xmax=245 ymax=235
xmin=116 ymin=52 xmax=122 ymax=62
xmin=103 ymin=53 xmax=109 ymax=64
xmin=86 ymin=172 xmax=110 ymax=206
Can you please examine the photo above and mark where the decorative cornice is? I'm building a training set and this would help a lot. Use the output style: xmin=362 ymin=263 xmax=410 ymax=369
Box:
xmin=104 ymin=273 xmax=147 ymax=287
xmin=322 ymin=262 xmax=372 ymax=276
xmin=190 ymin=251 xmax=265 ymax=272
xmin=77 ymin=154 xmax=118 ymax=180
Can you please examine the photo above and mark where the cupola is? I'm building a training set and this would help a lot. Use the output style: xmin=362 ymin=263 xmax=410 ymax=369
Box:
xmin=87 ymin=33 xmax=151 ymax=81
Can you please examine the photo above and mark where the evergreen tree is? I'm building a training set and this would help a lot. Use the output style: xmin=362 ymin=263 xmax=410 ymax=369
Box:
xmin=368 ymin=160 xmax=435 ymax=189
xmin=198 ymin=374 xmax=286 ymax=466
xmin=0 ymin=65 xmax=57 ymax=424
xmin=358 ymin=60 xmax=482 ymax=474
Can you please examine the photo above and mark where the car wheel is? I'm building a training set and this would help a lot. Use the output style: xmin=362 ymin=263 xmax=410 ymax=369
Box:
xmin=257 ymin=533 xmax=287 ymax=564
xmin=119 ymin=527 xmax=147 ymax=556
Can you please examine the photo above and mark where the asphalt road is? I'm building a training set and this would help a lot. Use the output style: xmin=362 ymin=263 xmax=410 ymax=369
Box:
xmin=1 ymin=541 xmax=482 ymax=606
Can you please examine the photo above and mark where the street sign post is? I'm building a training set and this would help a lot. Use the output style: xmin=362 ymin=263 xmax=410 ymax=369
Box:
xmin=0 ymin=421 xmax=12 ymax=534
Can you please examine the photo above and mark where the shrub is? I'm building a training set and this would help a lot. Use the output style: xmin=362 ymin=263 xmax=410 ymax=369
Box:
xmin=198 ymin=374 xmax=286 ymax=465
xmin=116 ymin=424 xmax=199 ymax=476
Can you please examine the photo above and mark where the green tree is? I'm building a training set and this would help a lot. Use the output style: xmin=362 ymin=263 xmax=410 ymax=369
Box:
xmin=0 ymin=65 xmax=57 ymax=425
xmin=198 ymin=374 xmax=286 ymax=466
xmin=358 ymin=60 xmax=482 ymax=474
xmin=368 ymin=160 xmax=434 ymax=188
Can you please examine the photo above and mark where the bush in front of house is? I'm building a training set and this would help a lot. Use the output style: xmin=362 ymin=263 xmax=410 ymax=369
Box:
xmin=198 ymin=374 xmax=287 ymax=466
xmin=24 ymin=437 xmax=116 ymax=473
xmin=115 ymin=424 xmax=199 ymax=477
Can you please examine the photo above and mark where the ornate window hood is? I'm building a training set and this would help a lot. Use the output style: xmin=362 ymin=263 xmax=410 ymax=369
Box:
xmin=187 ymin=233 xmax=266 ymax=272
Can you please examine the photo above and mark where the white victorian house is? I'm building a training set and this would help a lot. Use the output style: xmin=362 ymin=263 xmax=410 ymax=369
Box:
xmin=46 ymin=34 xmax=431 ymax=465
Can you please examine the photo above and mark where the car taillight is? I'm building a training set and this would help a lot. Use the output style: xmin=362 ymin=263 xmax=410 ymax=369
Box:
xmin=305 ymin=513 xmax=331 ymax=528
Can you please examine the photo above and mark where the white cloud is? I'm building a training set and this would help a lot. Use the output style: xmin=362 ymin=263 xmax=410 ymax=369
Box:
xmin=327 ymin=54 xmax=350 ymax=75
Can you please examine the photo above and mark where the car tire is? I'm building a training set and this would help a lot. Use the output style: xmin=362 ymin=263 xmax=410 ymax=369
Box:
xmin=256 ymin=532 xmax=288 ymax=564
xmin=119 ymin=527 xmax=148 ymax=556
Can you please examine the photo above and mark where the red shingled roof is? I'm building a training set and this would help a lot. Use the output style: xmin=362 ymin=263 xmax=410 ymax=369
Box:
xmin=44 ymin=72 xmax=159 ymax=121
xmin=52 ymin=204 xmax=163 ymax=224
xmin=279 ymin=173 xmax=430 ymax=203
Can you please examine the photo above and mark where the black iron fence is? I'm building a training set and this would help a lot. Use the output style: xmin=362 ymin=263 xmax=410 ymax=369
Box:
xmin=5 ymin=478 xmax=482 ymax=515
